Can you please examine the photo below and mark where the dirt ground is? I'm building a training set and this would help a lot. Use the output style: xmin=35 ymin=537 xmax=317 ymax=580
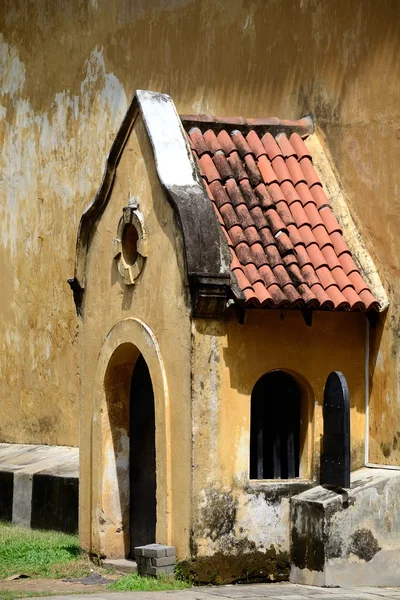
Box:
xmin=0 ymin=574 xmax=120 ymax=595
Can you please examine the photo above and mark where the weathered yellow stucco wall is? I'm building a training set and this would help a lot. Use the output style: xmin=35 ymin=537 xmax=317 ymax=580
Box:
xmin=0 ymin=0 xmax=398 ymax=461
xmin=190 ymin=309 xmax=366 ymax=557
xmin=79 ymin=115 xmax=192 ymax=557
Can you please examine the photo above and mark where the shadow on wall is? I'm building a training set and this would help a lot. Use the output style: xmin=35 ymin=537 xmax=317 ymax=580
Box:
xmin=217 ymin=309 xmax=367 ymax=473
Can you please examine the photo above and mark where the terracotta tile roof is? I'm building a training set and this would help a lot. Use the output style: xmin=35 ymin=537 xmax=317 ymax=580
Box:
xmin=183 ymin=116 xmax=379 ymax=311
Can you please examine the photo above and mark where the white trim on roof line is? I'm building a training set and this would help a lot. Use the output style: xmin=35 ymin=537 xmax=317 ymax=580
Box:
xmin=136 ymin=89 xmax=201 ymax=188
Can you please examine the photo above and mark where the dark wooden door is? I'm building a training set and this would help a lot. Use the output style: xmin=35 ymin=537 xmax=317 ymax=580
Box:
xmin=129 ymin=354 xmax=156 ymax=554
xmin=321 ymin=371 xmax=350 ymax=488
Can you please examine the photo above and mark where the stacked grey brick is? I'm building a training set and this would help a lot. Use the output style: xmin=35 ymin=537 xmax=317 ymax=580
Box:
xmin=134 ymin=544 xmax=176 ymax=577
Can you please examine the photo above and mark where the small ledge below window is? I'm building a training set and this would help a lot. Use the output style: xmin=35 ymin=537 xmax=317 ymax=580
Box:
xmin=245 ymin=479 xmax=315 ymax=500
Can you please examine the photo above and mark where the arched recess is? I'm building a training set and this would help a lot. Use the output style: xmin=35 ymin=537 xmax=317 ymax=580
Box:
xmin=90 ymin=318 xmax=171 ymax=558
xmin=249 ymin=369 xmax=314 ymax=481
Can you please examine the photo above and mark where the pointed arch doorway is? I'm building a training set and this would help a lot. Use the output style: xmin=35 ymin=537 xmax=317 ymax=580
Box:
xmin=89 ymin=318 xmax=172 ymax=559
xmin=129 ymin=354 xmax=156 ymax=553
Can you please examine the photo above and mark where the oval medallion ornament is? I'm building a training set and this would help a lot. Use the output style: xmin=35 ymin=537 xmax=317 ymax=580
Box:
xmin=113 ymin=198 xmax=148 ymax=285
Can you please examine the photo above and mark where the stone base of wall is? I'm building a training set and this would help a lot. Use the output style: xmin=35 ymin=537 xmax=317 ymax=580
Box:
xmin=0 ymin=443 xmax=79 ymax=533
xmin=290 ymin=467 xmax=400 ymax=587
xmin=179 ymin=547 xmax=291 ymax=585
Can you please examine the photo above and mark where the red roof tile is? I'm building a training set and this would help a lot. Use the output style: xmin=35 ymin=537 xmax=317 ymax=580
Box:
xmin=185 ymin=120 xmax=379 ymax=311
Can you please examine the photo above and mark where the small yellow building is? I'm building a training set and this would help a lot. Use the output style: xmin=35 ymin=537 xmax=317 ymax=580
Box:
xmin=70 ymin=90 xmax=397 ymax=585
xmin=1 ymin=0 xmax=399 ymax=588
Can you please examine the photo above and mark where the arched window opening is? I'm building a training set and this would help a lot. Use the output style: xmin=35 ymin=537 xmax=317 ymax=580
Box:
xmin=250 ymin=371 xmax=301 ymax=480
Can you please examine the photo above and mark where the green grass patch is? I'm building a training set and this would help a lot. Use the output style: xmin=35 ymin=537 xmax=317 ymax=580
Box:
xmin=0 ymin=521 xmax=91 ymax=580
xmin=0 ymin=592 xmax=54 ymax=600
xmin=0 ymin=521 xmax=191 ymax=592
xmin=107 ymin=572 xmax=191 ymax=592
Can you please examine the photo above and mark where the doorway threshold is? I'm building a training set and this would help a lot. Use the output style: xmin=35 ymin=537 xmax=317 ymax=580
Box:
xmin=102 ymin=558 xmax=137 ymax=574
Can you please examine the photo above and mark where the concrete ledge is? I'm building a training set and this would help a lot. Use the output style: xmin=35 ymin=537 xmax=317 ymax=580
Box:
xmin=291 ymin=549 xmax=400 ymax=587
xmin=290 ymin=467 xmax=400 ymax=587
xmin=0 ymin=443 xmax=79 ymax=533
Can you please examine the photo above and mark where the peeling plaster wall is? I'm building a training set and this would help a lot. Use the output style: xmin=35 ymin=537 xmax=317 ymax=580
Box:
xmin=0 ymin=1 xmax=399 ymax=459
xmin=190 ymin=310 xmax=365 ymax=558
xmin=0 ymin=33 xmax=128 ymax=444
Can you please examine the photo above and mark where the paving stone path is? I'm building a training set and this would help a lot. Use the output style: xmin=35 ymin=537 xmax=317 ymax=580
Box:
xmin=21 ymin=582 xmax=400 ymax=600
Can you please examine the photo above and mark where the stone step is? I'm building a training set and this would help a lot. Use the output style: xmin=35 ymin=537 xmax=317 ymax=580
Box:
xmin=102 ymin=558 xmax=137 ymax=574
